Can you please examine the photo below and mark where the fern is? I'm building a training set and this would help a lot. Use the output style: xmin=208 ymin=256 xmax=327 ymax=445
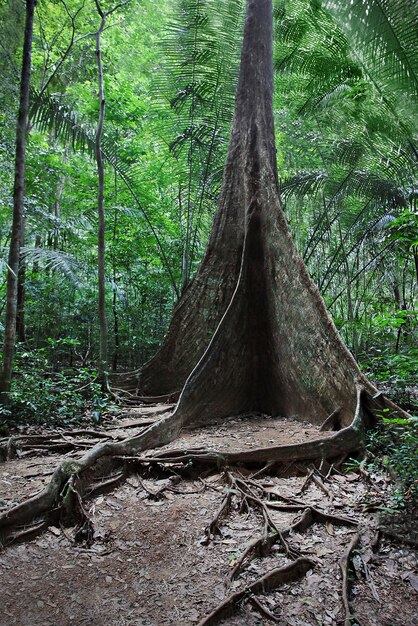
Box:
xmin=20 ymin=247 xmax=79 ymax=283
xmin=325 ymin=0 xmax=418 ymax=101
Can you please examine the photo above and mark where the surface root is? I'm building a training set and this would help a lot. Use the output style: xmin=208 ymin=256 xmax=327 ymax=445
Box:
xmin=197 ymin=557 xmax=315 ymax=626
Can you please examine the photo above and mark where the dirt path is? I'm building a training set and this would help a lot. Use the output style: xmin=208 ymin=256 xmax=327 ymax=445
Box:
xmin=0 ymin=412 xmax=416 ymax=626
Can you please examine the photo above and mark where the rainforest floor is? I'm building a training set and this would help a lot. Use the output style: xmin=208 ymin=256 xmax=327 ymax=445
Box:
xmin=0 ymin=405 xmax=417 ymax=626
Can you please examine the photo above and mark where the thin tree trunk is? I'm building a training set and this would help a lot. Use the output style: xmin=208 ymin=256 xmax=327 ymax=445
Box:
xmin=0 ymin=0 xmax=35 ymax=401
xmin=112 ymin=286 xmax=120 ymax=372
xmin=32 ymin=233 xmax=41 ymax=273
xmin=93 ymin=0 xmax=130 ymax=388
xmin=16 ymin=221 xmax=26 ymax=342
xmin=94 ymin=7 xmax=108 ymax=389
xmin=413 ymin=250 xmax=418 ymax=288
xmin=112 ymin=151 xmax=120 ymax=372
xmin=53 ymin=154 xmax=65 ymax=251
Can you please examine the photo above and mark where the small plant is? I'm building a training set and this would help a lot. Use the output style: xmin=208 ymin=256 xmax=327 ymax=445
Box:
xmin=360 ymin=346 xmax=418 ymax=414
xmin=366 ymin=415 xmax=418 ymax=510
xmin=3 ymin=342 xmax=109 ymax=428
xmin=92 ymin=394 xmax=110 ymax=424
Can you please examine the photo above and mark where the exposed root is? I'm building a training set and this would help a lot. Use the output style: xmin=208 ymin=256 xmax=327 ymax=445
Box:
xmin=229 ymin=504 xmax=357 ymax=583
xmin=249 ymin=595 xmax=280 ymax=622
xmin=378 ymin=526 xmax=418 ymax=548
xmin=0 ymin=413 xmax=178 ymax=544
xmin=0 ymin=386 xmax=403 ymax=546
xmin=119 ymin=392 xmax=179 ymax=405
xmin=197 ymin=557 xmax=315 ymax=626
xmin=340 ymin=532 xmax=360 ymax=626
xmin=86 ymin=471 xmax=127 ymax=498
xmin=204 ymin=475 xmax=233 ymax=542
xmin=0 ymin=424 xmax=159 ymax=461
xmin=3 ymin=520 xmax=49 ymax=545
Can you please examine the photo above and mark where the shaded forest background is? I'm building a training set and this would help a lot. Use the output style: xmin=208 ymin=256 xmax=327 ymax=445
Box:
xmin=0 ymin=0 xmax=416 ymax=424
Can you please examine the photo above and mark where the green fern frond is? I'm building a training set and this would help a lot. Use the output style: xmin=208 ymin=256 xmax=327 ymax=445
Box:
xmin=20 ymin=247 xmax=79 ymax=283
xmin=325 ymin=0 xmax=418 ymax=101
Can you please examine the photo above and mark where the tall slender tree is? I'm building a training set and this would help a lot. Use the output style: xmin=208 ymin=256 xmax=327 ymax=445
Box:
xmin=0 ymin=0 xmax=35 ymax=401
xmin=93 ymin=0 xmax=130 ymax=389
xmin=135 ymin=0 xmax=408 ymax=430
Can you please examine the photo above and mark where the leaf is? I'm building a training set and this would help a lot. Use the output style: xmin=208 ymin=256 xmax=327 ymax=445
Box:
xmin=92 ymin=411 xmax=101 ymax=424
xmin=315 ymin=545 xmax=334 ymax=557
xmin=301 ymin=596 xmax=319 ymax=607
xmin=408 ymin=573 xmax=418 ymax=593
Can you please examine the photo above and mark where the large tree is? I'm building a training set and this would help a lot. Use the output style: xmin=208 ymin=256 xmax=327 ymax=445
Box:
xmin=0 ymin=0 xmax=409 ymax=542
xmin=132 ymin=0 xmax=395 ymax=429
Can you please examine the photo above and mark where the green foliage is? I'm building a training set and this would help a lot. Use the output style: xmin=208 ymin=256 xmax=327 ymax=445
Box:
xmin=3 ymin=342 xmax=106 ymax=427
xmin=361 ymin=346 xmax=418 ymax=413
xmin=366 ymin=416 xmax=418 ymax=509
xmin=324 ymin=0 xmax=418 ymax=127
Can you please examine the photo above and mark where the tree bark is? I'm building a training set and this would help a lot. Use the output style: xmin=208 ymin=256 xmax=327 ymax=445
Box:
xmin=16 ymin=221 xmax=26 ymax=343
xmin=0 ymin=0 xmax=35 ymax=401
xmin=137 ymin=0 xmax=376 ymax=429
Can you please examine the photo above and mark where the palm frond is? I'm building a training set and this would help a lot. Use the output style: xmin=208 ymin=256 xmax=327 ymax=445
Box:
xmin=20 ymin=247 xmax=80 ymax=283
xmin=325 ymin=0 xmax=418 ymax=102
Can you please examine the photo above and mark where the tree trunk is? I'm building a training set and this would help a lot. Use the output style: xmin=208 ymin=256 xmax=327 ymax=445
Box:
xmin=0 ymin=0 xmax=35 ymax=401
xmin=16 ymin=221 xmax=26 ymax=343
xmin=413 ymin=249 xmax=418 ymax=288
xmin=112 ymin=285 xmax=120 ymax=372
xmin=95 ymin=10 xmax=108 ymax=390
xmin=138 ymin=0 xmax=376 ymax=429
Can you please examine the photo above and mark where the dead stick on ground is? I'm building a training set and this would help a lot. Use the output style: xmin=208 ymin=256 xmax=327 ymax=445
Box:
xmin=198 ymin=557 xmax=315 ymax=626
xmin=311 ymin=473 xmax=331 ymax=497
xmin=340 ymin=532 xmax=360 ymax=626
xmin=300 ymin=469 xmax=314 ymax=493
xmin=249 ymin=595 xmax=280 ymax=622
xmin=249 ymin=461 xmax=276 ymax=479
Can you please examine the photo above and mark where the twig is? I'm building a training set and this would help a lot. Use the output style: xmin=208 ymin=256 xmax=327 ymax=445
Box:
xmin=340 ymin=532 xmax=360 ymax=626
xmin=311 ymin=473 xmax=331 ymax=497
xmin=249 ymin=595 xmax=280 ymax=622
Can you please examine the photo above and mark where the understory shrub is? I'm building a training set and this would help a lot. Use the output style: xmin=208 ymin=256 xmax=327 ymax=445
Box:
xmin=0 ymin=341 xmax=109 ymax=431
xmin=360 ymin=346 xmax=418 ymax=414
xmin=366 ymin=415 xmax=418 ymax=510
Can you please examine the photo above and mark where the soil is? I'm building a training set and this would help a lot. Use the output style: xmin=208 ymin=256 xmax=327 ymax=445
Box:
xmin=0 ymin=407 xmax=417 ymax=626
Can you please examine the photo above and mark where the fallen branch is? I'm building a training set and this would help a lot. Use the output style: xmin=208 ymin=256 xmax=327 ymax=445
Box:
xmin=340 ymin=532 xmax=360 ymax=626
xmin=198 ymin=557 xmax=315 ymax=626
